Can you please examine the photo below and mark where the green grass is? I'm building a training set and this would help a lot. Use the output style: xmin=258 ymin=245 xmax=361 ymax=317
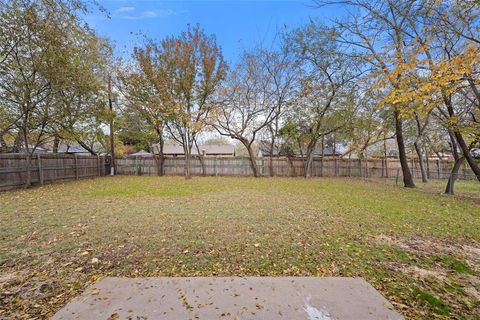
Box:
xmin=0 ymin=176 xmax=479 ymax=319
xmin=413 ymin=288 xmax=451 ymax=316
xmin=416 ymin=179 xmax=480 ymax=198
xmin=372 ymin=177 xmax=480 ymax=200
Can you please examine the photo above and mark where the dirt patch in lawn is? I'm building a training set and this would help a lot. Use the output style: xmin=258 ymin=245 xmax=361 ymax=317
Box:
xmin=374 ymin=234 xmax=480 ymax=316
xmin=374 ymin=235 xmax=480 ymax=269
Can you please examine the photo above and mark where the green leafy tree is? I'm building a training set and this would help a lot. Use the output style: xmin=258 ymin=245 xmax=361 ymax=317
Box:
xmin=133 ymin=25 xmax=227 ymax=179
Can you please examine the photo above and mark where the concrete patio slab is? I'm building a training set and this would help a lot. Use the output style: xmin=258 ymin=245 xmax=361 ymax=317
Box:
xmin=52 ymin=277 xmax=404 ymax=320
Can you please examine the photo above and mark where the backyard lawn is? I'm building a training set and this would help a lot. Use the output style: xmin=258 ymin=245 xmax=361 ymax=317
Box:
xmin=372 ymin=177 xmax=480 ymax=200
xmin=0 ymin=176 xmax=479 ymax=319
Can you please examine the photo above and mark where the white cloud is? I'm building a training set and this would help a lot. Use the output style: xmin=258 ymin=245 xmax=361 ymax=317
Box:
xmin=115 ymin=6 xmax=135 ymax=13
xmin=142 ymin=11 xmax=158 ymax=18
xmin=121 ymin=9 xmax=175 ymax=20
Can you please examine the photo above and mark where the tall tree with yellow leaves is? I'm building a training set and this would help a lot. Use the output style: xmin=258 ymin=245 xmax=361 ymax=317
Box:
xmin=316 ymin=0 xmax=423 ymax=187
xmin=378 ymin=0 xmax=480 ymax=185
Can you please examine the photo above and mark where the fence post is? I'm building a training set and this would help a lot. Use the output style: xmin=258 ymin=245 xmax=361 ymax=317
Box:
xmin=320 ymin=156 xmax=324 ymax=177
xmin=365 ymin=160 xmax=369 ymax=178
xmin=214 ymin=157 xmax=218 ymax=176
xmin=426 ymin=156 xmax=430 ymax=179
xmin=102 ymin=156 xmax=105 ymax=176
xmin=381 ymin=158 xmax=385 ymax=178
xmin=74 ymin=154 xmax=79 ymax=179
xmin=437 ymin=159 xmax=441 ymax=179
xmin=37 ymin=154 xmax=44 ymax=185
xmin=135 ymin=156 xmax=139 ymax=176
xmin=385 ymin=157 xmax=389 ymax=178
xmin=97 ymin=155 xmax=100 ymax=176
xmin=358 ymin=159 xmax=362 ymax=178
xmin=334 ymin=158 xmax=338 ymax=177
xmin=411 ymin=158 xmax=415 ymax=179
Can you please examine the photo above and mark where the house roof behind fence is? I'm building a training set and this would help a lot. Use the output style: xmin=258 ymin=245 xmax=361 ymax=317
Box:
xmin=160 ymin=144 xmax=235 ymax=155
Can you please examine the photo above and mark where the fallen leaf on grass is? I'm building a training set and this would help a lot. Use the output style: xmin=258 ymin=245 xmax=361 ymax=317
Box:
xmin=107 ymin=312 xmax=119 ymax=319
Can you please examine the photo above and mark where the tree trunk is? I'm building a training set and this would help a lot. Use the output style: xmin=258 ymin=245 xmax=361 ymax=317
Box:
xmin=77 ymin=140 xmax=97 ymax=155
xmin=108 ymin=75 xmax=115 ymax=174
xmin=184 ymin=144 xmax=191 ymax=179
xmin=286 ymin=154 xmax=296 ymax=177
xmin=304 ymin=138 xmax=318 ymax=179
xmin=453 ymin=131 xmax=480 ymax=182
xmin=394 ymin=110 xmax=415 ymax=188
xmin=194 ymin=139 xmax=206 ymax=176
xmin=200 ymin=155 xmax=206 ymax=176
xmin=152 ymin=150 xmax=164 ymax=177
xmin=0 ymin=131 xmax=7 ymax=153
xmin=269 ymin=137 xmax=275 ymax=177
xmin=22 ymin=128 xmax=31 ymax=188
xmin=425 ymin=146 xmax=430 ymax=179
xmin=304 ymin=153 xmax=314 ymax=178
xmin=12 ymin=133 xmax=21 ymax=153
xmin=153 ymin=155 xmax=160 ymax=176
xmin=244 ymin=142 xmax=259 ymax=177
xmin=321 ymin=135 xmax=325 ymax=177
xmin=160 ymin=154 xmax=165 ymax=176
xmin=53 ymin=135 xmax=60 ymax=153
xmin=158 ymin=141 xmax=165 ymax=176
xmin=24 ymin=153 xmax=31 ymax=188
xmin=414 ymin=141 xmax=428 ymax=183
xmin=445 ymin=157 xmax=465 ymax=195
xmin=444 ymin=98 xmax=480 ymax=181
xmin=155 ymin=129 xmax=165 ymax=176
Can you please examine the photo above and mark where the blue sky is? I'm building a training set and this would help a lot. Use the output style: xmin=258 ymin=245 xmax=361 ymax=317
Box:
xmin=86 ymin=0 xmax=344 ymax=64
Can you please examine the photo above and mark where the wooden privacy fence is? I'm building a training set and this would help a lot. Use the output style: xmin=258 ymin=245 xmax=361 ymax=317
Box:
xmin=0 ymin=153 xmax=106 ymax=191
xmin=1 ymin=154 xmax=475 ymax=191
xmin=115 ymin=156 xmax=477 ymax=180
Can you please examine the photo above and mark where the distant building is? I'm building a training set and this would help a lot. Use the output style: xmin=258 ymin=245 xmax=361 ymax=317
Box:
xmin=257 ymin=140 xmax=344 ymax=158
xmin=21 ymin=145 xmax=50 ymax=154
xmin=427 ymin=151 xmax=454 ymax=161
xmin=57 ymin=143 xmax=102 ymax=155
xmin=129 ymin=150 xmax=154 ymax=157
xmin=154 ymin=144 xmax=235 ymax=157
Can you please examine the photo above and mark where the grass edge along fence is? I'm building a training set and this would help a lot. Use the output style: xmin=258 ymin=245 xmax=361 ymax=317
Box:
xmin=116 ymin=156 xmax=477 ymax=181
xmin=0 ymin=153 xmax=106 ymax=191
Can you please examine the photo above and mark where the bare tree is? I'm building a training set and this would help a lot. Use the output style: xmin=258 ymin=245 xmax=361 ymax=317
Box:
xmin=213 ymin=51 xmax=277 ymax=177
xmin=258 ymin=47 xmax=296 ymax=176
xmin=282 ymin=22 xmax=359 ymax=178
